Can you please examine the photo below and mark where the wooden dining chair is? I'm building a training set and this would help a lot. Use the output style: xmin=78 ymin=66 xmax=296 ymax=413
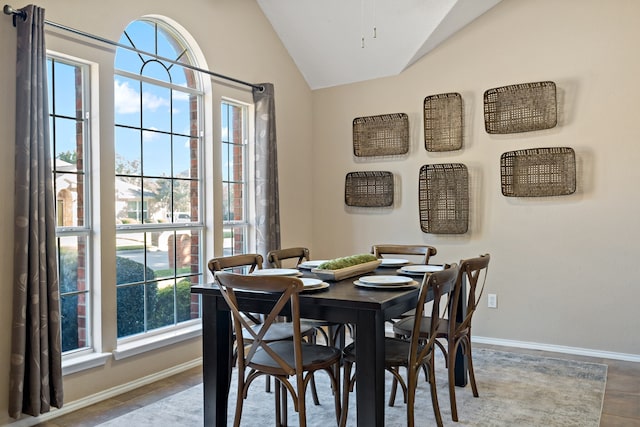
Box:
xmin=208 ymin=254 xmax=316 ymax=397
xmin=392 ymin=254 xmax=491 ymax=422
xmin=215 ymin=271 xmax=342 ymax=427
xmin=371 ymin=244 xmax=438 ymax=264
xmin=339 ymin=265 xmax=459 ymax=427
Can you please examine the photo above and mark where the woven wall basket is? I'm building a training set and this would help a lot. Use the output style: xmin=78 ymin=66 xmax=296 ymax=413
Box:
xmin=352 ymin=113 xmax=409 ymax=157
xmin=484 ymin=81 xmax=557 ymax=134
xmin=418 ymin=164 xmax=469 ymax=234
xmin=500 ymin=147 xmax=576 ymax=197
xmin=424 ymin=92 xmax=463 ymax=152
xmin=345 ymin=171 xmax=394 ymax=207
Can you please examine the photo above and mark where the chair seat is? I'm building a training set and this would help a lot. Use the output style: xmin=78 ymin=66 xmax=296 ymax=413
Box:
xmin=342 ymin=338 xmax=425 ymax=367
xmin=393 ymin=316 xmax=451 ymax=338
xmin=243 ymin=322 xmax=315 ymax=342
xmin=251 ymin=341 xmax=342 ymax=374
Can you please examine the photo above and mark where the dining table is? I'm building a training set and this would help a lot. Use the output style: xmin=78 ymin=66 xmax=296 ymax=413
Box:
xmin=191 ymin=262 xmax=467 ymax=427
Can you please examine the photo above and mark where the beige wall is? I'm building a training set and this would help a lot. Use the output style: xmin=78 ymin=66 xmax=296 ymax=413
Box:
xmin=0 ymin=0 xmax=313 ymax=424
xmin=311 ymin=0 xmax=640 ymax=356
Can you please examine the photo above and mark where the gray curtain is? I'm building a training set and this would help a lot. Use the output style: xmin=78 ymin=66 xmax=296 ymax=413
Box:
xmin=9 ymin=5 xmax=64 ymax=419
xmin=253 ymin=83 xmax=281 ymax=261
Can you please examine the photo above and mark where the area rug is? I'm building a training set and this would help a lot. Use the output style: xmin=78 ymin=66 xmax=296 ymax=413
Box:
xmin=97 ymin=348 xmax=607 ymax=426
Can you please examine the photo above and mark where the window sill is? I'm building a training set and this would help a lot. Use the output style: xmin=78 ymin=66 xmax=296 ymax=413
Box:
xmin=62 ymin=352 xmax=111 ymax=376
xmin=112 ymin=323 xmax=202 ymax=361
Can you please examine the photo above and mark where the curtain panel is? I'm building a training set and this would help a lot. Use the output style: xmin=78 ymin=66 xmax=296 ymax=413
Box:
xmin=9 ymin=4 xmax=64 ymax=419
xmin=253 ymin=83 xmax=281 ymax=261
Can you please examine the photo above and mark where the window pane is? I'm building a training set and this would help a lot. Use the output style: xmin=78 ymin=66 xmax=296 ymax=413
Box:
xmin=115 ymin=127 xmax=142 ymax=176
xmin=173 ymin=136 xmax=198 ymax=178
xmin=173 ymin=179 xmax=197 ymax=220
xmin=59 ymin=235 xmax=90 ymax=352
xmin=54 ymin=117 xmax=80 ymax=158
xmin=55 ymin=173 xmax=85 ymax=227
xmin=142 ymin=82 xmax=171 ymax=133
xmin=116 ymin=284 xmax=146 ymax=338
xmin=223 ymin=225 xmax=247 ymax=256
xmin=53 ymin=61 xmax=80 ymax=118
xmin=172 ymin=91 xmax=192 ymax=136
xmin=147 ymin=279 xmax=174 ymax=330
xmin=116 ymin=177 xmax=142 ymax=223
xmin=114 ymin=76 xmax=141 ymax=127
xmin=143 ymin=131 xmax=171 ymax=177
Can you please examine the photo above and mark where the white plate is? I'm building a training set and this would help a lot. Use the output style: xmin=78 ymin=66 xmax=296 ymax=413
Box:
xmin=399 ymin=264 xmax=445 ymax=275
xmin=378 ymin=258 xmax=410 ymax=267
xmin=354 ymin=279 xmax=418 ymax=290
xmin=301 ymin=281 xmax=330 ymax=292
xmin=250 ymin=268 xmax=301 ymax=276
xmin=301 ymin=278 xmax=323 ymax=287
xmin=297 ymin=260 xmax=328 ymax=269
xmin=358 ymin=275 xmax=413 ymax=285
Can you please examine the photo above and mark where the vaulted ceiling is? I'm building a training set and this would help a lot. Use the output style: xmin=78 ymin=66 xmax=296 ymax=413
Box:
xmin=256 ymin=0 xmax=503 ymax=90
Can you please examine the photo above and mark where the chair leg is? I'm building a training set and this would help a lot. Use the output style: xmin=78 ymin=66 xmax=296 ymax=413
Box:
xmin=274 ymin=380 xmax=282 ymax=426
xmin=427 ymin=361 xmax=444 ymax=427
xmin=339 ymin=361 xmax=354 ymax=427
xmin=447 ymin=345 xmax=459 ymax=422
xmin=389 ymin=376 xmax=399 ymax=406
xmin=309 ymin=373 xmax=320 ymax=405
xmin=466 ymin=339 xmax=479 ymax=397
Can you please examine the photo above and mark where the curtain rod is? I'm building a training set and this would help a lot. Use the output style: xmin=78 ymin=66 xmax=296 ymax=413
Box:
xmin=3 ymin=4 xmax=265 ymax=92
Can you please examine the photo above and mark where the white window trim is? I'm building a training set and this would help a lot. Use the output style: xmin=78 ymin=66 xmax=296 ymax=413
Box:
xmin=113 ymin=322 xmax=202 ymax=360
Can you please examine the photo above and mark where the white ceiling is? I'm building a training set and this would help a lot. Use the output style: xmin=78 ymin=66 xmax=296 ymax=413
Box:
xmin=256 ymin=0 xmax=503 ymax=90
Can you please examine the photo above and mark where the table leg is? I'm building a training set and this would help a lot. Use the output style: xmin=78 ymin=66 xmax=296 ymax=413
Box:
xmin=454 ymin=276 xmax=468 ymax=387
xmin=202 ymin=294 xmax=232 ymax=426
xmin=354 ymin=311 xmax=385 ymax=427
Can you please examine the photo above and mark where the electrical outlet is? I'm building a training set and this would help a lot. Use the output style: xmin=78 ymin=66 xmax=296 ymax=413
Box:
xmin=487 ymin=293 xmax=497 ymax=309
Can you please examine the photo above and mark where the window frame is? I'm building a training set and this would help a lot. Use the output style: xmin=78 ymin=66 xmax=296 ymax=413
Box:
xmin=113 ymin=18 xmax=206 ymax=342
xmin=47 ymin=52 xmax=96 ymax=358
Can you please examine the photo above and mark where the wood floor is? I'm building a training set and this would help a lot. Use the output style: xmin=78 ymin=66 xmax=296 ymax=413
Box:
xmin=36 ymin=343 xmax=640 ymax=427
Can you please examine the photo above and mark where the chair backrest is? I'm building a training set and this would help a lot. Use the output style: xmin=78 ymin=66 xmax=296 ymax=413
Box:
xmin=371 ymin=244 xmax=437 ymax=264
xmin=266 ymin=247 xmax=310 ymax=268
xmin=408 ymin=265 xmax=460 ymax=366
xmin=449 ymin=254 xmax=490 ymax=337
xmin=208 ymin=254 xmax=264 ymax=275
xmin=214 ymin=271 xmax=304 ymax=375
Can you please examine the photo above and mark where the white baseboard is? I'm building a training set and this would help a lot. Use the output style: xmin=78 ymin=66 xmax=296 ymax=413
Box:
xmin=474 ymin=336 xmax=640 ymax=363
xmin=6 ymin=358 xmax=203 ymax=427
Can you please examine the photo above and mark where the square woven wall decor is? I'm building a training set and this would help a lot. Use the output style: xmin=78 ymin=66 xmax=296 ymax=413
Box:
xmin=424 ymin=92 xmax=463 ymax=151
xmin=484 ymin=81 xmax=557 ymax=134
xmin=352 ymin=113 xmax=409 ymax=157
xmin=345 ymin=171 xmax=394 ymax=207
xmin=500 ymin=147 xmax=576 ymax=197
xmin=419 ymin=164 xmax=469 ymax=234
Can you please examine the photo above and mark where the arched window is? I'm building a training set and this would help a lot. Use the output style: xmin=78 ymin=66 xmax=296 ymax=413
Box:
xmin=114 ymin=19 xmax=203 ymax=339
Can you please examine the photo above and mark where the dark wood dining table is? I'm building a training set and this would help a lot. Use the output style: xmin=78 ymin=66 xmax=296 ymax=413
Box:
xmin=191 ymin=265 xmax=467 ymax=427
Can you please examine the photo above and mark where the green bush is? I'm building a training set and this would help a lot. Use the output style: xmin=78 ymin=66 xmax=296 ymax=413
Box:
xmin=59 ymin=250 xmax=79 ymax=352
xmin=116 ymin=256 xmax=157 ymax=338
xmin=148 ymin=279 xmax=193 ymax=329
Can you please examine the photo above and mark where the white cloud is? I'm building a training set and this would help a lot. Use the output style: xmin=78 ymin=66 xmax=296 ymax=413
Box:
xmin=114 ymin=80 xmax=139 ymax=114
xmin=114 ymin=80 xmax=170 ymax=115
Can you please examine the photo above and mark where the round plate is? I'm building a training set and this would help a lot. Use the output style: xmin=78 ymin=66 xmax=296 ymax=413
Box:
xmin=378 ymin=258 xmax=410 ymax=267
xmin=301 ymin=278 xmax=323 ymax=287
xmin=358 ymin=275 xmax=413 ymax=285
xmin=297 ymin=260 xmax=328 ymax=269
xmin=301 ymin=282 xmax=330 ymax=292
xmin=251 ymin=268 xmax=301 ymax=276
xmin=353 ymin=279 xmax=418 ymax=290
xmin=399 ymin=265 xmax=445 ymax=275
